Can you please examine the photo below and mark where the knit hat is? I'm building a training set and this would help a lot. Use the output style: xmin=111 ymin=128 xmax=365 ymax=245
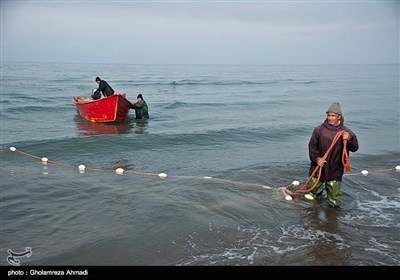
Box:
xmin=326 ymin=102 xmax=342 ymax=115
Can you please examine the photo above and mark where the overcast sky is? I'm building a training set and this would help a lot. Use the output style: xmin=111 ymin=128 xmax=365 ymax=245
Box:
xmin=1 ymin=0 xmax=398 ymax=65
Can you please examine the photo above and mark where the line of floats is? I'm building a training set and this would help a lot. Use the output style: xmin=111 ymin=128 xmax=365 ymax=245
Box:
xmin=8 ymin=147 xmax=400 ymax=202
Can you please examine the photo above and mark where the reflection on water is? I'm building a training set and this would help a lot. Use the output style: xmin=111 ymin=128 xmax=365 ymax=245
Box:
xmin=300 ymin=206 xmax=351 ymax=265
xmin=131 ymin=118 xmax=148 ymax=135
xmin=74 ymin=114 xmax=148 ymax=136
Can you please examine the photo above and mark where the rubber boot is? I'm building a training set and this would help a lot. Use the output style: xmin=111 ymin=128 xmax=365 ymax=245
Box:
xmin=307 ymin=177 xmax=324 ymax=200
xmin=325 ymin=180 xmax=342 ymax=207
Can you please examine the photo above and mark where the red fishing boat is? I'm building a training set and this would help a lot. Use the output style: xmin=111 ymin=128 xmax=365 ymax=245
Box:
xmin=73 ymin=93 xmax=132 ymax=122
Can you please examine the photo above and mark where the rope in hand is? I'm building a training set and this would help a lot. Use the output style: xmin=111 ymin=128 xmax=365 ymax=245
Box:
xmin=286 ymin=130 xmax=350 ymax=197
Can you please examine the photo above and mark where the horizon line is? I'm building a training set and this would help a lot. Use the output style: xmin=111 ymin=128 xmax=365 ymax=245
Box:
xmin=1 ymin=60 xmax=399 ymax=67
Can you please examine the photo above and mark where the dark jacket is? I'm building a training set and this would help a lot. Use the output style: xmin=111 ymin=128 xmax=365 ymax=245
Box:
xmin=308 ymin=118 xmax=358 ymax=182
xmin=131 ymin=99 xmax=149 ymax=119
xmin=91 ymin=80 xmax=115 ymax=100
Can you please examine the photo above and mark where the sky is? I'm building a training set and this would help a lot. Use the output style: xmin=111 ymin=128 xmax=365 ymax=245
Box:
xmin=1 ymin=0 xmax=399 ymax=65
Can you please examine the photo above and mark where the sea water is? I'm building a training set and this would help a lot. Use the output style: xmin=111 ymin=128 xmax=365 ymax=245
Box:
xmin=1 ymin=62 xmax=399 ymax=265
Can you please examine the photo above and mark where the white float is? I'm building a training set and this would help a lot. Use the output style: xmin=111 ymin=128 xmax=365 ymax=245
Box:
xmin=159 ymin=173 xmax=167 ymax=178
xmin=292 ymin=180 xmax=300 ymax=186
xmin=361 ymin=170 xmax=369 ymax=176
xmin=285 ymin=195 xmax=293 ymax=201
xmin=115 ymin=168 xmax=124 ymax=175
xmin=9 ymin=147 xmax=16 ymax=152
xmin=78 ymin=165 xmax=86 ymax=174
xmin=304 ymin=193 xmax=314 ymax=200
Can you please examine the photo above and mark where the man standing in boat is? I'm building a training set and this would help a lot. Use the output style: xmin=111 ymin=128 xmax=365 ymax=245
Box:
xmin=131 ymin=94 xmax=149 ymax=119
xmin=91 ymin=77 xmax=115 ymax=100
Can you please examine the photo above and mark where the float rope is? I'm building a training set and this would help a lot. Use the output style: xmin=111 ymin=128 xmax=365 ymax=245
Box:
xmin=8 ymin=147 xmax=272 ymax=189
xmin=8 ymin=147 xmax=399 ymax=195
xmin=285 ymin=130 xmax=350 ymax=197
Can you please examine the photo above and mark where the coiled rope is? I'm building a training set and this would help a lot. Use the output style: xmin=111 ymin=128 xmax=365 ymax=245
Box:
xmin=285 ymin=130 xmax=350 ymax=197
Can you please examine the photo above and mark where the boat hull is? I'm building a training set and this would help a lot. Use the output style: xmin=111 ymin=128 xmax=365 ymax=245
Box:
xmin=73 ymin=94 xmax=132 ymax=122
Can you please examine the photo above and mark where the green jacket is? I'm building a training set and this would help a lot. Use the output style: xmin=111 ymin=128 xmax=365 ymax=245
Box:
xmin=131 ymin=100 xmax=149 ymax=119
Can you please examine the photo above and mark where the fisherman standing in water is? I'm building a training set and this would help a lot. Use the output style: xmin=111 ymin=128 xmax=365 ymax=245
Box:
xmin=130 ymin=94 xmax=149 ymax=119
xmin=306 ymin=102 xmax=359 ymax=207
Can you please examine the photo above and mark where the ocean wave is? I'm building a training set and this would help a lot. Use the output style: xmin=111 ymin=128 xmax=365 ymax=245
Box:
xmin=174 ymin=222 xmax=350 ymax=265
xmin=116 ymin=78 xmax=322 ymax=87
xmin=162 ymin=101 xmax=223 ymax=109
xmin=4 ymin=105 xmax=72 ymax=114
